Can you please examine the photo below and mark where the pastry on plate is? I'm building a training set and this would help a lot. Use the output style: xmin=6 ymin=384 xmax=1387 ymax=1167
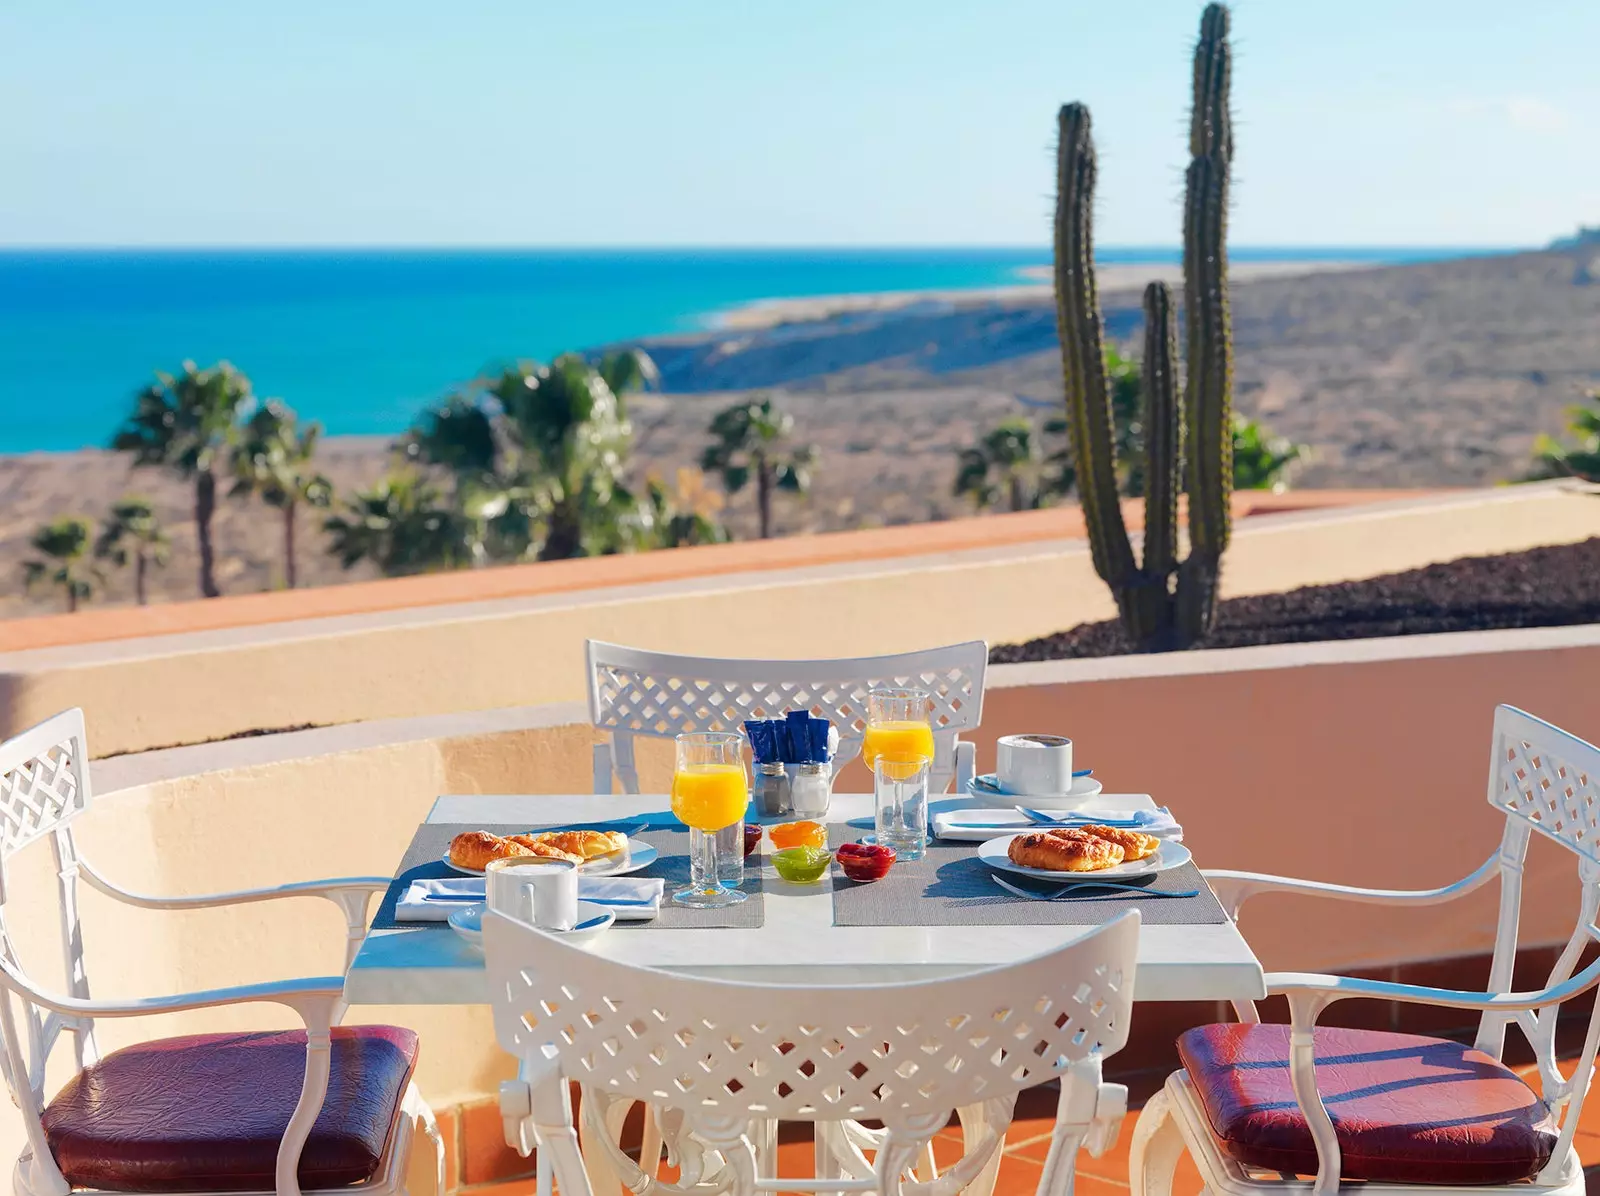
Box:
xmin=513 ymin=829 xmax=629 ymax=860
xmin=1007 ymin=829 xmax=1124 ymax=872
xmin=449 ymin=831 xmax=538 ymax=871
xmin=1060 ymin=823 xmax=1161 ymax=861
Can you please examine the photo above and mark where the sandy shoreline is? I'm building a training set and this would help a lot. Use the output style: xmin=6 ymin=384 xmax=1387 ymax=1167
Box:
xmin=713 ymin=258 xmax=1368 ymax=331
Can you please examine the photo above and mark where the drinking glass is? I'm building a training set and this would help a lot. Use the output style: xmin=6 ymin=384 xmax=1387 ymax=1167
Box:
xmin=670 ymin=732 xmax=750 ymax=908
xmin=874 ymin=753 xmax=930 ymax=860
xmin=862 ymin=687 xmax=935 ymax=777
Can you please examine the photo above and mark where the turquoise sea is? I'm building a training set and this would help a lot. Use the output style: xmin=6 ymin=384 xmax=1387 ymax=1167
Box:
xmin=0 ymin=246 xmax=1506 ymax=453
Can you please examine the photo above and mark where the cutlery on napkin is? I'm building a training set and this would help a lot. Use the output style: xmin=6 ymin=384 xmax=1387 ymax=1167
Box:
xmin=931 ymin=806 xmax=1182 ymax=842
xmin=397 ymin=875 xmax=664 ymax=922
xmin=990 ymin=875 xmax=1199 ymax=901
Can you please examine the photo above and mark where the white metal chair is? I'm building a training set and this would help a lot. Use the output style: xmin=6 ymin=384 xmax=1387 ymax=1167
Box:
xmin=487 ymin=905 xmax=1137 ymax=1196
xmin=1130 ymin=704 xmax=1600 ymax=1196
xmin=585 ymin=640 xmax=989 ymax=796
xmin=0 ymin=708 xmax=444 ymax=1196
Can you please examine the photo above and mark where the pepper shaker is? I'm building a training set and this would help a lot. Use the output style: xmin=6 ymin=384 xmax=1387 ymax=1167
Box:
xmin=753 ymin=760 xmax=790 ymax=817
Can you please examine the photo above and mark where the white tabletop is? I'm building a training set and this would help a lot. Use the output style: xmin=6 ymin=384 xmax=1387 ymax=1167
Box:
xmin=344 ymin=792 xmax=1266 ymax=1007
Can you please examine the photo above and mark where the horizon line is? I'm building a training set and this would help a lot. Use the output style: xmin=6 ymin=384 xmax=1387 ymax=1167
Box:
xmin=0 ymin=241 xmax=1534 ymax=254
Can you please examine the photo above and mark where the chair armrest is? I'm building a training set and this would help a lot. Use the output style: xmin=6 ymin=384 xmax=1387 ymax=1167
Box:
xmin=79 ymin=858 xmax=387 ymax=975
xmin=1267 ymin=949 xmax=1600 ymax=1016
xmin=80 ymin=858 xmax=386 ymax=912
xmin=1203 ymin=854 xmax=1499 ymax=920
xmin=0 ymin=948 xmax=343 ymax=1023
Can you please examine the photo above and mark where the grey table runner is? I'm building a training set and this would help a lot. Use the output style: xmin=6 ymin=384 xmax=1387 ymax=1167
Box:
xmin=827 ymin=824 xmax=1229 ymax=926
xmin=373 ymin=821 xmax=764 ymax=931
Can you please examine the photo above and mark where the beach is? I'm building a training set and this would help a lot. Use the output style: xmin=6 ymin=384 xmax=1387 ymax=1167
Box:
xmin=5 ymin=244 xmax=1595 ymax=617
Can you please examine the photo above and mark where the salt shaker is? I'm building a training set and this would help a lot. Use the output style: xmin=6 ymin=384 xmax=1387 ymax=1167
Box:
xmin=789 ymin=761 xmax=832 ymax=818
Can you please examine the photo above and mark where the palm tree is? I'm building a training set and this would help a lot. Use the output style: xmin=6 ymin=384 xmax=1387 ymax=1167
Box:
xmin=404 ymin=350 xmax=657 ymax=562
xmin=700 ymin=394 xmax=818 ymax=539
xmin=323 ymin=470 xmax=462 ymax=577
xmin=232 ymin=400 xmax=331 ymax=588
xmin=111 ymin=361 xmax=250 ymax=598
xmin=634 ymin=468 xmax=728 ymax=549
xmin=1530 ymin=391 xmax=1600 ymax=482
xmin=23 ymin=518 xmax=101 ymax=613
xmin=954 ymin=417 xmax=1044 ymax=512
xmin=1231 ymin=415 xmax=1307 ymax=492
xmin=94 ymin=498 xmax=170 ymax=606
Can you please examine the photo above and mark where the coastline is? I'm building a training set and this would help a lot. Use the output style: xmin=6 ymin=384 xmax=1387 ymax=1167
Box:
xmin=708 ymin=257 xmax=1372 ymax=332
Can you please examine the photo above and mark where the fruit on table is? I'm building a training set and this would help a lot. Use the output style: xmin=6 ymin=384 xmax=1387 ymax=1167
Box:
xmin=835 ymin=841 xmax=896 ymax=882
xmin=743 ymin=823 xmax=762 ymax=857
xmin=772 ymin=846 xmax=832 ymax=884
xmin=768 ymin=820 xmax=826 ymax=850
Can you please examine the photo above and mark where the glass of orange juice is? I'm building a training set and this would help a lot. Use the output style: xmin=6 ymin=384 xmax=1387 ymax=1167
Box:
xmin=862 ymin=688 xmax=935 ymax=779
xmin=670 ymin=732 xmax=750 ymax=908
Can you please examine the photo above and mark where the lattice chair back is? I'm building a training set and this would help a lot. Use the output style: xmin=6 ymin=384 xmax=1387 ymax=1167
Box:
xmin=1476 ymin=704 xmax=1600 ymax=1139
xmin=586 ymin=639 xmax=988 ymax=795
xmin=0 ymin=708 xmax=101 ymax=1139
xmin=487 ymin=907 xmax=1135 ymax=1195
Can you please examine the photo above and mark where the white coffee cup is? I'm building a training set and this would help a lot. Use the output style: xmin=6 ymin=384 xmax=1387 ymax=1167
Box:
xmin=995 ymin=734 xmax=1074 ymax=796
xmin=485 ymin=857 xmax=578 ymax=932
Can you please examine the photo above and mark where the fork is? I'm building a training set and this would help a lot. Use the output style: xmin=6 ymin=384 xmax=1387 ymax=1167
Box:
xmin=1016 ymin=808 xmax=1144 ymax=829
xmin=991 ymin=875 xmax=1199 ymax=901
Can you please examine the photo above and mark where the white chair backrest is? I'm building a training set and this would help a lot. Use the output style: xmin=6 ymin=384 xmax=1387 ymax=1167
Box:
xmin=585 ymin=639 xmax=988 ymax=795
xmin=486 ymin=907 xmax=1136 ymax=1126
xmin=1477 ymin=705 xmax=1600 ymax=1118
xmin=0 ymin=709 xmax=100 ymax=1135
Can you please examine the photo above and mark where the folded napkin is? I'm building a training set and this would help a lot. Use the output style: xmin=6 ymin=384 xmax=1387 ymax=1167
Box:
xmin=932 ymin=806 xmax=1182 ymax=842
xmin=396 ymin=875 xmax=664 ymax=922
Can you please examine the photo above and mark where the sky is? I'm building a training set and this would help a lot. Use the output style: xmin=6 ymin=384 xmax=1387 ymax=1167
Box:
xmin=2 ymin=0 xmax=1596 ymax=249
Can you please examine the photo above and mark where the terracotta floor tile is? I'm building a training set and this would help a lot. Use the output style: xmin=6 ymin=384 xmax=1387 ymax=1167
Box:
xmin=460 ymin=1177 xmax=535 ymax=1196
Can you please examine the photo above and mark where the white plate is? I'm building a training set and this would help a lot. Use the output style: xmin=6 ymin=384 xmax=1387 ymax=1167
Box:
xmin=442 ymin=836 xmax=659 ymax=878
xmin=966 ymin=775 xmax=1104 ymax=809
xmin=446 ymin=900 xmax=615 ymax=947
xmin=977 ymin=833 xmax=1191 ymax=881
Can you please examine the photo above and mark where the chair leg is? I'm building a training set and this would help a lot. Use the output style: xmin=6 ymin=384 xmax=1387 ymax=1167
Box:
xmin=639 ymin=1104 xmax=665 ymax=1182
xmin=415 ymin=1096 xmax=446 ymax=1196
xmin=955 ymin=1103 xmax=1007 ymax=1196
xmin=533 ymin=1075 xmax=595 ymax=1196
xmin=1127 ymin=1090 xmax=1185 ymax=1196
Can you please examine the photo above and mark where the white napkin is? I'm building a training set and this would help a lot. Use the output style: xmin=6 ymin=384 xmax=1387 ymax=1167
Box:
xmin=396 ymin=875 xmax=664 ymax=922
xmin=932 ymin=806 xmax=1183 ymax=842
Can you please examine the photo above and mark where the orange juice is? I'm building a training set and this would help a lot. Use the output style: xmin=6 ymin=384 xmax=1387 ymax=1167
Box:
xmin=671 ymin=764 xmax=748 ymax=831
xmin=862 ymin=721 xmax=936 ymax=776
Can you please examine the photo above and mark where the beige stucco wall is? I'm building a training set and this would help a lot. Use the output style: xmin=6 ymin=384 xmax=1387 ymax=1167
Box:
xmin=2 ymin=484 xmax=1598 ymax=757
xmin=2 ymin=622 xmax=1597 ymax=1168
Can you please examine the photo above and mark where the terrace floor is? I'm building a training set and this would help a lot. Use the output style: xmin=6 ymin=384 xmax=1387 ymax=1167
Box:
xmin=447 ymin=1052 xmax=1600 ymax=1196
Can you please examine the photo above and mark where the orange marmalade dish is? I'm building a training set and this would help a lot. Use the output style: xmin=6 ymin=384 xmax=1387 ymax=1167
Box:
xmin=767 ymin=820 xmax=827 ymax=850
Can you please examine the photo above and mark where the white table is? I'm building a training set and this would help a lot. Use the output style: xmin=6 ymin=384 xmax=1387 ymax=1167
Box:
xmin=345 ymin=792 xmax=1265 ymax=1006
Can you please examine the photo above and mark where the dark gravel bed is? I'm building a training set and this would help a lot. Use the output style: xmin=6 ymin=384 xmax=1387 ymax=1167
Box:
xmin=991 ymin=538 xmax=1600 ymax=662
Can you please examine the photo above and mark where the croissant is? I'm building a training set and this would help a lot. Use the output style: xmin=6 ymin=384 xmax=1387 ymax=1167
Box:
xmin=514 ymin=829 xmax=629 ymax=860
xmin=449 ymin=831 xmax=540 ymax=871
xmin=1062 ymin=823 xmax=1160 ymax=861
xmin=1007 ymin=830 xmax=1124 ymax=872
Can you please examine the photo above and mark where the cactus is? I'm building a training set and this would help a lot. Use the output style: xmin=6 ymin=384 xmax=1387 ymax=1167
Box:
xmin=1053 ymin=2 xmax=1234 ymax=651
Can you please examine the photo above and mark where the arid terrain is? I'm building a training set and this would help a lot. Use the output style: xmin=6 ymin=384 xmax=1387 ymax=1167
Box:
xmin=4 ymin=246 xmax=1598 ymax=618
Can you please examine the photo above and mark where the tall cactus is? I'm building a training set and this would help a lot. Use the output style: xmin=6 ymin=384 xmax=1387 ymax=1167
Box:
xmin=1054 ymin=2 xmax=1233 ymax=651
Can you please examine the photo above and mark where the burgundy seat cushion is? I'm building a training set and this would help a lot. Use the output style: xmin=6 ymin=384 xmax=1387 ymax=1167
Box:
xmin=1178 ymin=1023 xmax=1557 ymax=1185
xmin=42 ymin=1026 xmax=419 ymax=1193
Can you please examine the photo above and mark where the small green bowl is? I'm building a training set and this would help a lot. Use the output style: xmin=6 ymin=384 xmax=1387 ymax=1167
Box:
xmin=772 ymin=845 xmax=832 ymax=884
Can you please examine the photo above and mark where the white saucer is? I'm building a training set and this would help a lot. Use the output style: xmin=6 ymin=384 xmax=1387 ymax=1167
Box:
xmin=967 ymin=774 xmax=1105 ymax=809
xmin=442 ymin=836 xmax=659 ymax=878
xmin=446 ymin=900 xmax=616 ymax=948
xmin=978 ymin=834 xmax=1191 ymax=881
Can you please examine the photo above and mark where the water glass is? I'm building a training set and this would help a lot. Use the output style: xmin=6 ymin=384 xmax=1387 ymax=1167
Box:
xmin=874 ymin=753 xmax=930 ymax=860
xmin=670 ymin=731 xmax=749 ymax=909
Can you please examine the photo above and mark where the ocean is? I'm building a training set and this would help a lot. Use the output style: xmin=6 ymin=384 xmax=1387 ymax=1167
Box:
xmin=0 ymin=246 xmax=1504 ymax=454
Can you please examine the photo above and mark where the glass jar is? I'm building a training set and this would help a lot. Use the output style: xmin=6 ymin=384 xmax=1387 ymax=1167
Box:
xmin=788 ymin=762 xmax=832 ymax=818
xmin=752 ymin=761 xmax=790 ymax=817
